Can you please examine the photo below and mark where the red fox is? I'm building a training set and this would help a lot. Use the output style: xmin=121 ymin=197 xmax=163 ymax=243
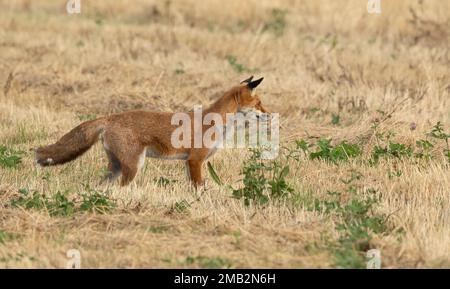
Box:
xmin=35 ymin=76 xmax=268 ymax=187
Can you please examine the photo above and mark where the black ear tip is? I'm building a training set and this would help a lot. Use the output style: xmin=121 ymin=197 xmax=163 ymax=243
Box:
xmin=241 ymin=75 xmax=254 ymax=84
xmin=247 ymin=77 xmax=264 ymax=90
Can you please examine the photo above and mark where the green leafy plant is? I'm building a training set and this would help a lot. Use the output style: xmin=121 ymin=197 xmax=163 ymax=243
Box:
xmin=208 ymin=149 xmax=294 ymax=206
xmin=80 ymin=190 xmax=116 ymax=214
xmin=310 ymin=180 xmax=387 ymax=268
xmin=427 ymin=121 xmax=450 ymax=163
xmin=370 ymin=123 xmax=450 ymax=164
xmin=174 ymin=68 xmax=185 ymax=75
xmin=332 ymin=192 xmax=386 ymax=268
xmin=0 ymin=230 xmax=14 ymax=245
xmin=11 ymin=189 xmax=75 ymax=217
xmin=388 ymin=169 xmax=403 ymax=179
xmin=183 ymin=256 xmax=232 ymax=269
xmin=331 ymin=113 xmax=341 ymax=125
xmin=371 ymin=142 xmax=413 ymax=164
xmin=232 ymin=149 xmax=293 ymax=206
xmin=283 ymin=139 xmax=311 ymax=161
xmin=226 ymin=55 xmax=256 ymax=73
xmin=370 ymin=131 xmax=413 ymax=165
xmin=11 ymin=188 xmax=116 ymax=216
xmin=154 ymin=176 xmax=177 ymax=187
xmin=309 ymin=139 xmax=362 ymax=164
xmin=11 ymin=188 xmax=47 ymax=211
xmin=171 ymin=200 xmax=191 ymax=214
xmin=415 ymin=139 xmax=434 ymax=160
xmin=0 ymin=146 xmax=24 ymax=168
xmin=50 ymin=191 xmax=76 ymax=217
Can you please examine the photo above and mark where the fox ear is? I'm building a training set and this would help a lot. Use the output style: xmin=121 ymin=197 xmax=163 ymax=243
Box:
xmin=247 ymin=77 xmax=264 ymax=90
xmin=240 ymin=75 xmax=254 ymax=84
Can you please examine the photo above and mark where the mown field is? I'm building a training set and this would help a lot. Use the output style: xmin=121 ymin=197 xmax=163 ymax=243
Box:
xmin=0 ymin=0 xmax=449 ymax=268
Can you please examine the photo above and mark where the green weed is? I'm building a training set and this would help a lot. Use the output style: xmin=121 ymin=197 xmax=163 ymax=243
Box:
xmin=415 ymin=139 xmax=434 ymax=160
xmin=427 ymin=121 xmax=450 ymax=163
xmin=174 ymin=68 xmax=185 ymax=75
xmin=308 ymin=139 xmax=362 ymax=164
xmin=154 ymin=176 xmax=177 ymax=187
xmin=0 ymin=230 xmax=16 ymax=245
xmin=171 ymin=200 xmax=191 ymax=214
xmin=308 ymin=173 xmax=388 ymax=268
xmin=80 ymin=189 xmax=116 ymax=214
xmin=331 ymin=113 xmax=341 ymax=125
xmin=184 ymin=256 xmax=232 ymax=269
xmin=0 ymin=146 xmax=25 ymax=168
xmin=212 ymin=149 xmax=294 ymax=206
xmin=10 ymin=188 xmax=116 ymax=216
xmin=226 ymin=55 xmax=256 ymax=73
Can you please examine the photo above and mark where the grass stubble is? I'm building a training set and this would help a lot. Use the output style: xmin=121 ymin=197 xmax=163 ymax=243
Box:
xmin=0 ymin=0 xmax=449 ymax=268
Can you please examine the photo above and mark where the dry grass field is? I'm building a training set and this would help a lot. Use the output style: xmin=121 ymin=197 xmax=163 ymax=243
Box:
xmin=0 ymin=0 xmax=449 ymax=268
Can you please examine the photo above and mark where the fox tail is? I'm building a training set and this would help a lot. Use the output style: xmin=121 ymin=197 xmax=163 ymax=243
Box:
xmin=35 ymin=118 xmax=106 ymax=166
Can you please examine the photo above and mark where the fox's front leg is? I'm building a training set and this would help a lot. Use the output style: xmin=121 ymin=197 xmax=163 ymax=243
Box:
xmin=186 ymin=160 xmax=204 ymax=188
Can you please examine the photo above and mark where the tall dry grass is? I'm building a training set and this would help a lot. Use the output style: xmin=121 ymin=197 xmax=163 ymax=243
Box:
xmin=0 ymin=0 xmax=449 ymax=268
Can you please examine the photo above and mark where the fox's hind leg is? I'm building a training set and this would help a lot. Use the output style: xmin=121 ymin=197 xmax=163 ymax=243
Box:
xmin=116 ymin=147 xmax=145 ymax=186
xmin=187 ymin=160 xmax=204 ymax=188
xmin=102 ymin=129 xmax=145 ymax=186
xmin=101 ymin=149 xmax=121 ymax=184
xmin=119 ymin=152 xmax=142 ymax=186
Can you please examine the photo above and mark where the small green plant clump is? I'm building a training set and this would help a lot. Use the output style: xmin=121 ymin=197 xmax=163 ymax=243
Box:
xmin=414 ymin=139 xmax=434 ymax=160
xmin=154 ymin=176 xmax=177 ymax=187
xmin=232 ymin=149 xmax=293 ymax=206
xmin=183 ymin=255 xmax=232 ymax=269
xmin=427 ymin=121 xmax=450 ymax=163
xmin=11 ymin=189 xmax=75 ymax=217
xmin=10 ymin=188 xmax=116 ymax=217
xmin=172 ymin=200 xmax=191 ymax=214
xmin=226 ymin=55 xmax=257 ymax=73
xmin=370 ymin=121 xmax=450 ymax=164
xmin=309 ymin=175 xmax=389 ymax=268
xmin=328 ymin=191 xmax=386 ymax=268
xmin=0 ymin=146 xmax=25 ymax=168
xmin=370 ymin=141 xmax=413 ymax=164
xmin=295 ymin=139 xmax=362 ymax=164
xmin=0 ymin=230 xmax=16 ymax=245
xmin=79 ymin=189 xmax=117 ymax=214
xmin=331 ymin=113 xmax=341 ymax=125
xmin=174 ymin=68 xmax=185 ymax=75
xmin=208 ymin=148 xmax=294 ymax=206
xmin=310 ymin=139 xmax=362 ymax=163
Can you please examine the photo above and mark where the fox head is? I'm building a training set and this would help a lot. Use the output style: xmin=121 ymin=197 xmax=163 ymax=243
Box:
xmin=235 ymin=76 xmax=269 ymax=119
